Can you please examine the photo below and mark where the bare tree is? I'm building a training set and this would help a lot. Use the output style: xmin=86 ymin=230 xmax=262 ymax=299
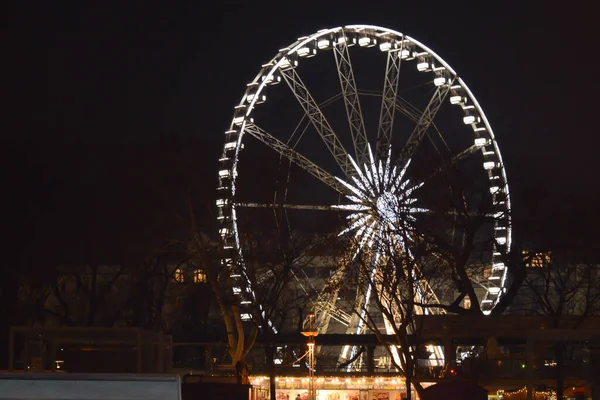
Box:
xmin=187 ymin=195 xmax=258 ymax=384
xmin=515 ymin=250 xmax=600 ymax=399
xmin=328 ymin=174 xmax=526 ymax=399
xmin=186 ymin=194 xmax=319 ymax=391
xmin=342 ymin=229 xmax=446 ymax=400
xmin=44 ymin=263 xmax=129 ymax=326
xmin=41 ymin=244 xmax=189 ymax=331
xmin=242 ymin=231 xmax=319 ymax=400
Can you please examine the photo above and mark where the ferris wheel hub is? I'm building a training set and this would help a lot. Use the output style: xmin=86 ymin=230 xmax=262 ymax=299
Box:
xmin=376 ymin=191 xmax=399 ymax=223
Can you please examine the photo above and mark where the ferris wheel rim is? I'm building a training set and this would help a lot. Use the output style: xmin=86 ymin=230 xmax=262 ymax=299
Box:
xmin=217 ymin=24 xmax=512 ymax=317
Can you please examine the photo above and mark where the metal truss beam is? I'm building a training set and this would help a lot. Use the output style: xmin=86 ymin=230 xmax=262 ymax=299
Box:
xmin=376 ymin=50 xmax=402 ymax=161
xmin=311 ymin=243 xmax=358 ymax=333
xmin=396 ymin=78 xmax=455 ymax=166
xmin=236 ymin=203 xmax=337 ymax=211
xmin=418 ymin=143 xmax=481 ymax=184
xmin=333 ymin=36 xmax=371 ymax=167
xmin=244 ymin=123 xmax=348 ymax=195
xmin=281 ymin=69 xmax=353 ymax=178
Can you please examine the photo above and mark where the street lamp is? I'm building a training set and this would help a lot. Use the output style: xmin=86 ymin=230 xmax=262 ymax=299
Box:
xmin=301 ymin=312 xmax=318 ymax=400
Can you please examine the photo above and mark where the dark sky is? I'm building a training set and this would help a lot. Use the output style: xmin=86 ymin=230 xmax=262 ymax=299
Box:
xmin=2 ymin=1 xmax=599 ymax=267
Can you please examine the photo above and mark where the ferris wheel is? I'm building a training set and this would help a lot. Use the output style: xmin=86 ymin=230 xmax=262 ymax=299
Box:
xmin=216 ymin=25 xmax=511 ymax=351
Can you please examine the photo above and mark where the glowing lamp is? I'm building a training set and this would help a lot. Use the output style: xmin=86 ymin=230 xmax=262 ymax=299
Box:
xmin=358 ymin=37 xmax=376 ymax=47
xmin=261 ymin=74 xmax=281 ymax=85
xmin=400 ymin=48 xmax=411 ymax=59
xmin=379 ymin=41 xmax=393 ymax=51
xmin=279 ymin=57 xmax=298 ymax=71
xmin=450 ymin=95 xmax=465 ymax=105
xmin=337 ymin=35 xmax=356 ymax=46
xmin=317 ymin=38 xmax=331 ymax=49
xmin=474 ymin=137 xmax=488 ymax=147
xmin=417 ymin=61 xmax=430 ymax=71
xmin=433 ymin=76 xmax=447 ymax=86
xmin=297 ymin=46 xmax=316 ymax=58
xmin=247 ymin=93 xmax=266 ymax=104
xmin=463 ymin=115 xmax=478 ymax=124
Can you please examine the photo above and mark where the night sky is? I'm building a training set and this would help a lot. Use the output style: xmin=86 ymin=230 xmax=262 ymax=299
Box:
xmin=2 ymin=1 xmax=599 ymax=269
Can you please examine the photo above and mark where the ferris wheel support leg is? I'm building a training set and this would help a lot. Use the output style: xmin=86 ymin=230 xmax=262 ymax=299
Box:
xmin=311 ymin=244 xmax=357 ymax=334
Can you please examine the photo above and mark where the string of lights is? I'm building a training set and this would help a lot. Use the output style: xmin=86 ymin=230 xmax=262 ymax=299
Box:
xmin=498 ymin=385 xmax=557 ymax=400
xmin=250 ymin=375 xmax=412 ymax=389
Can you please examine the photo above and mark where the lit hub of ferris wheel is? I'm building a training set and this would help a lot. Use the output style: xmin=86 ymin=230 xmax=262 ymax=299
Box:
xmin=333 ymin=146 xmax=424 ymax=258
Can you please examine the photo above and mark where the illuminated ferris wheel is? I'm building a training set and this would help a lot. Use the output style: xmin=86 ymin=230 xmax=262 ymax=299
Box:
xmin=216 ymin=25 xmax=511 ymax=351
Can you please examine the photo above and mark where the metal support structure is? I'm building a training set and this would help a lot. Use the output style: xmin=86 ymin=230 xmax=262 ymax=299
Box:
xmin=396 ymin=79 xmax=454 ymax=167
xmin=418 ymin=144 xmax=481 ymax=184
xmin=301 ymin=313 xmax=318 ymax=400
xmin=311 ymin=244 xmax=357 ymax=333
xmin=376 ymin=50 xmax=402 ymax=161
xmin=358 ymin=89 xmax=423 ymax=123
xmin=244 ymin=123 xmax=348 ymax=194
xmin=219 ymin=27 xmax=513 ymax=370
xmin=333 ymin=34 xmax=371 ymax=166
xmin=236 ymin=202 xmax=337 ymax=211
xmin=281 ymin=69 xmax=353 ymax=178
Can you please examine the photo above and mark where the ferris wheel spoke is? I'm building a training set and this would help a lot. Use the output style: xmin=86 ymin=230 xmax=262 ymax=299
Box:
xmin=376 ymin=50 xmax=402 ymax=161
xmin=333 ymin=33 xmax=371 ymax=166
xmin=396 ymin=78 xmax=455 ymax=167
xmin=280 ymin=68 xmax=353 ymax=178
xmin=358 ymin=89 xmax=423 ymax=123
xmin=415 ymin=143 xmax=482 ymax=187
xmin=244 ymin=123 xmax=349 ymax=195
xmin=287 ymin=92 xmax=345 ymax=148
xmin=235 ymin=202 xmax=344 ymax=211
xmin=395 ymin=96 xmax=423 ymax=123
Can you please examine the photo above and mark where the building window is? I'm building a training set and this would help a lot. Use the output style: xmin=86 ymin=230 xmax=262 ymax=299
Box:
xmin=174 ymin=268 xmax=185 ymax=283
xmin=193 ymin=269 xmax=207 ymax=283
xmin=522 ymin=250 xmax=551 ymax=268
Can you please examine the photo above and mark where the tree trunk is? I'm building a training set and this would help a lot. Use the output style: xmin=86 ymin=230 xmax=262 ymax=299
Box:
xmin=405 ymin=375 xmax=412 ymax=400
xmin=235 ymin=359 xmax=250 ymax=385
xmin=265 ymin=345 xmax=277 ymax=400
xmin=412 ymin=381 xmax=425 ymax=400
